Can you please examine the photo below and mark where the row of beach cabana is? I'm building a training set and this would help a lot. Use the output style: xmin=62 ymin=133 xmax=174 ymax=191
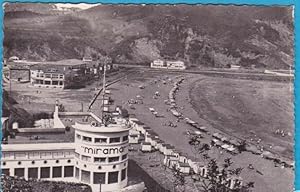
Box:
xmin=127 ymin=116 xmax=243 ymax=190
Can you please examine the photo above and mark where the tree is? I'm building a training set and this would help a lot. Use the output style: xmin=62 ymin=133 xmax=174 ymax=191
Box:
xmin=188 ymin=137 xmax=254 ymax=192
xmin=171 ymin=165 xmax=186 ymax=192
xmin=197 ymin=157 xmax=254 ymax=192
xmin=236 ymin=140 xmax=247 ymax=153
xmin=58 ymin=104 xmax=66 ymax=112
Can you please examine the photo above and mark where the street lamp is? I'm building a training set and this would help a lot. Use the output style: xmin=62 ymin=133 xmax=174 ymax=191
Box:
xmin=99 ymin=178 xmax=102 ymax=192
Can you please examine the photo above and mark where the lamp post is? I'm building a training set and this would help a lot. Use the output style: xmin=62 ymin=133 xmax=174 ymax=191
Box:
xmin=99 ymin=178 xmax=102 ymax=192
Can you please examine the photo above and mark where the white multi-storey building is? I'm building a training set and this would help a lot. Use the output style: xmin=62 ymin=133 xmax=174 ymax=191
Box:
xmin=1 ymin=102 xmax=131 ymax=192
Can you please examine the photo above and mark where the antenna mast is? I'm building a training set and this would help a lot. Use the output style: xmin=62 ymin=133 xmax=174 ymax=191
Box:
xmin=101 ymin=62 xmax=106 ymax=121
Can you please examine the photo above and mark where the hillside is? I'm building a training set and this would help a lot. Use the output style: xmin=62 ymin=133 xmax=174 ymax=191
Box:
xmin=2 ymin=90 xmax=34 ymax=128
xmin=3 ymin=4 xmax=294 ymax=69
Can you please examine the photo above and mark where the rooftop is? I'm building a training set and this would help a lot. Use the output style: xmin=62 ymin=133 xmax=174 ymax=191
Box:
xmin=2 ymin=142 xmax=75 ymax=152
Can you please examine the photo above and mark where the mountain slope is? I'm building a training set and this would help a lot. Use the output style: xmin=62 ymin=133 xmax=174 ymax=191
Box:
xmin=3 ymin=4 xmax=294 ymax=69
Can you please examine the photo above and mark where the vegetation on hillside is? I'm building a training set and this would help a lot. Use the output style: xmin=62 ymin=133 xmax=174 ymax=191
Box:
xmin=1 ymin=175 xmax=92 ymax=192
xmin=4 ymin=4 xmax=294 ymax=69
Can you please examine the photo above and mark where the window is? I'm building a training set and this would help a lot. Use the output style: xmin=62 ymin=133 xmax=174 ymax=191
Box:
xmin=82 ymin=155 xmax=91 ymax=162
xmin=81 ymin=170 xmax=90 ymax=183
xmin=59 ymin=75 xmax=64 ymax=79
xmin=53 ymin=166 xmax=62 ymax=178
xmin=95 ymin=138 xmax=107 ymax=143
xmin=53 ymin=152 xmax=64 ymax=157
xmin=15 ymin=168 xmax=24 ymax=177
xmin=121 ymin=168 xmax=127 ymax=181
xmin=2 ymin=169 xmax=9 ymax=176
xmin=45 ymin=81 xmax=51 ymax=85
xmin=40 ymin=152 xmax=52 ymax=158
xmin=94 ymin=157 xmax=106 ymax=163
xmin=75 ymin=167 xmax=79 ymax=179
xmin=52 ymin=81 xmax=58 ymax=85
xmin=28 ymin=168 xmax=38 ymax=179
xmin=59 ymin=81 xmax=63 ymax=85
xmin=52 ymin=74 xmax=58 ymax=79
xmin=64 ymin=166 xmax=74 ymax=177
xmin=83 ymin=136 xmax=92 ymax=142
xmin=93 ymin=172 xmax=106 ymax=184
xmin=65 ymin=151 xmax=74 ymax=157
xmin=45 ymin=74 xmax=51 ymax=78
xmin=40 ymin=167 xmax=50 ymax=178
xmin=108 ymin=156 xmax=119 ymax=163
xmin=28 ymin=152 xmax=40 ymax=159
xmin=108 ymin=171 xmax=119 ymax=184
xmin=3 ymin=152 xmax=12 ymax=159
xmin=122 ymin=154 xmax=127 ymax=160
xmin=76 ymin=134 xmax=81 ymax=139
xmin=15 ymin=152 xmax=26 ymax=159
xmin=122 ymin=136 xmax=128 ymax=142
xmin=109 ymin=137 xmax=120 ymax=143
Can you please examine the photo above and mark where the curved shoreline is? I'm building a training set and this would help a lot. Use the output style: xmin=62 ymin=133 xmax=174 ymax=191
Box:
xmin=187 ymin=76 xmax=293 ymax=160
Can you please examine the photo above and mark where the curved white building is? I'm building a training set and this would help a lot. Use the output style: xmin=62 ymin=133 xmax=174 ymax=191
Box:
xmin=73 ymin=114 xmax=131 ymax=192
xmin=1 ymin=109 xmax=132 ymax=192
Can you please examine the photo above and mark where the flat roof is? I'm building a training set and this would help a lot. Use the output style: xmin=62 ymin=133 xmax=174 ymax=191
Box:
xmin=2 ymin=142 xmax=75 ymax=152
xmin=38 ymin=59 xmax=86 ymax=66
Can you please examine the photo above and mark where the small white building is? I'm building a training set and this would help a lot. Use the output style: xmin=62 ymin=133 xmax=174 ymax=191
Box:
xmin=163 ymin=144 xmax=175 ymax=156
xmin=131 ymin=120 xmax=145 ymax=133
xmin=141 ymin=142 xmax=152 ymax=152
xmin=155 ymin=140 xmax=164 ymax=150
xmin=177 ymin=162 xmax=191 ymax=174
xmin=150 ymin=59 xmax=166 ymax=69
xmin=163 ymin=155 xmax=178 ymax=168
xmin=230 ymin=64 xmax=241 ymax=70
xmin=150 ymin=59 xmax=186 ymax=70
xmin=166 ymin=61 xmax=186 ymax=70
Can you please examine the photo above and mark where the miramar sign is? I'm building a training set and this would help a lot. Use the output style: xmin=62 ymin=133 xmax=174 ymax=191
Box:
xmin=80 ymin=145 xmax=126 ymax=155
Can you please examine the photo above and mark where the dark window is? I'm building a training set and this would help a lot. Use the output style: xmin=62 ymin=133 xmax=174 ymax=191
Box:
xmin=59 ymin=81 xmax=63 ymax=85
xmin=95 ymin=138 xmax=107 ymax=143
xmin=53 ymin=166 xmax=62 ymax=178
xmin=52 ymin=81 xmax=58 ymax=85
xmin=93 ymin=172 xmax=106 ymax=184
xmin=122 ymin=136 xmax=128 ymax=142
xmin=76 ymin=134 xmax=81 ymax=139
xmin=64 ymin=166 xmax=74 ymax=177
xmin=75 ymin=167 xmax=79 ymax=179
xmin=15 ymin=168 xmax=24 ymax=177
xmin=108 ymin=156 xmax=119 ymax=163
xmin=110 ymin=137 xmax=120 ymax=143
xmin=83 ymin=136 xmax=92 ymax=142
xmin=94 ymin=157 xmax=106 ymax=163
xmin=45 ymin=81 xmax=51 ymax=85
xmin=122 ymin=154 xmax=127 ymax=160
xmin=40 ymin=167 xmax=50 ymax=178
xmin=2 ymin=169 xmax=10 ymax=176
xmin=81 ymin=170 xmax=90 ymax=183
xmin=108 ymin=171 xmax=118 ymax=184
xmin=28 ymin=168 xmax=38 ymax=179
xmin=121 ymin=168 xmax=126 ymax=181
